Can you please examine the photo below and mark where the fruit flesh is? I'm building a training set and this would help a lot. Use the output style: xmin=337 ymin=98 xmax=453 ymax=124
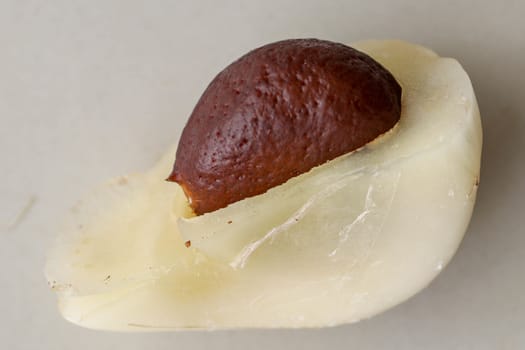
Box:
xmin=46 ymin=40 xmax=482 ymax=330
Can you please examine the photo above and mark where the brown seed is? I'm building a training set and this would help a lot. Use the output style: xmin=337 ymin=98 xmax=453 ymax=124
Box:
xmin=168 ymin=39 xmax=401 ymax=215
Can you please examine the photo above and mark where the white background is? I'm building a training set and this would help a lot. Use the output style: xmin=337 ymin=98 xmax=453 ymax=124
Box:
xmin=1 ymin=0 xmax=524 ymax=349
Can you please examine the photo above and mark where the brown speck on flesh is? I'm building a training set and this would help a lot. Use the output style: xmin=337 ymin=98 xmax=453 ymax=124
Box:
xmin=468 ymin=176 xmax=480 ymax=198
xmin=185 ymin=240 xmax=191 ymax=248
xmin=104 ymin=275 xmax=111 ymax=282
xmin=227 ymin=220 xmax=233 ymax=224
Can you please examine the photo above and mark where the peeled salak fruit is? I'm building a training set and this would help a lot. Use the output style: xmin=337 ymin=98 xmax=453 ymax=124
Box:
xmin=46 ymin=40 xmax=482 ymax=331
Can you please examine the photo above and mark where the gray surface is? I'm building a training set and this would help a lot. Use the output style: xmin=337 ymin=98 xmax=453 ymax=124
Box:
xmin=1 ymin=0 xmax=524 ymax=349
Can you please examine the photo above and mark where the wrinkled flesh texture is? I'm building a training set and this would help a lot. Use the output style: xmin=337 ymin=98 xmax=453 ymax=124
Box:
xmin=170 ymin=39 xmax=401 ymax=214
xmin=46 ymin=41 xmax=482 ymax=331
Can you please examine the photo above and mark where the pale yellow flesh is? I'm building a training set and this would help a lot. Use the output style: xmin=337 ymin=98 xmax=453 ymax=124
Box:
xmin=46 ymin=40 xmax=482 ymax=331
